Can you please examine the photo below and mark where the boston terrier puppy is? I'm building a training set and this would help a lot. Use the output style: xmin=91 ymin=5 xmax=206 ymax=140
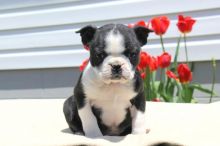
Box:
xmin=63 ymin=24 xmax=153 ymax=137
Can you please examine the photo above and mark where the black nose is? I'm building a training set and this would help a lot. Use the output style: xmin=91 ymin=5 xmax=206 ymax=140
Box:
xmin=111 ymin=65 xmax=122 ymax=75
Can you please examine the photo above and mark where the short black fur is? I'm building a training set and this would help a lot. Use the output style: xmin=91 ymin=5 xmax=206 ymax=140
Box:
xmin=63 ymin=95 xmax=84 ymax=135
xmin=76 ymin=25 xmax=97 ymax=45
xmin=74 ymin=74 xmax=86 ymax=109
xmin=130 ymin=71 xmax=146 ymax=112
xmin=63 ymin=74 xmax=86 ymax=135
xmin=133 ymin=26 xmax=153 ymax=46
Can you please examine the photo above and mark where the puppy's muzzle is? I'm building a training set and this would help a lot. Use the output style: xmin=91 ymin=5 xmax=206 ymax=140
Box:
xmin=110 ymin=64 xmax=122 ymax=79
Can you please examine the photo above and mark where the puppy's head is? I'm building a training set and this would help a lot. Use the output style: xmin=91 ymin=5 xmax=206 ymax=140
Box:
xmin=77 ymin=24 xmax=152 ymax=84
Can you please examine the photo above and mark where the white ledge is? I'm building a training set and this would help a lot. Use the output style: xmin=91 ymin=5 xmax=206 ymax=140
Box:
xmin=0 ymin=99 xmax=219 ymax=146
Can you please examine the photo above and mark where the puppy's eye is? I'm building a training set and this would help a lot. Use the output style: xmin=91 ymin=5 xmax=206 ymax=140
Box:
xmin=128 ymin=52 xmax=137 ymax=59
xmin=96 ymin=52 xmax=106 ymax=59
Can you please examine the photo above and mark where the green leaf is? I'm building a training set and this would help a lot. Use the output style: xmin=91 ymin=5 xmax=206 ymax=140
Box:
xmin=158 ymin=82 xmax=164 ymax=94
xmin=191 ymin=98 xmax=198 ymax=103
xmin=173 ymin=35 xmax=182 ymax=71
xmin=190 ymin=84 xmax=216 ymax=95
xmin=174 ymin=80 xmax=182 ymax=101
xmin=190 ymin=62 xmax=195 ymax=72
xmin=165 ymin=77 xmax=171 ymax=92
xmin=151 ymin=71 xmax=157 ymax=99
xmin=176 ymin=96 xmax=184 ymax=103
xmin=181 ymin=84 xmax=194 ymax=103
xmin=160 ymin=93 xmax=171 ymax=102
xmin=167 ymin=83 xmax=175 ymax=97
xmin=145 ymin=67 xmax=152 ymax=101
xmin=154 ymin=81 xmax=160 ymax=91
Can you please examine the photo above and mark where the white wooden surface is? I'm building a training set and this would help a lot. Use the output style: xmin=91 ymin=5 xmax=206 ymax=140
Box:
xmin=0 ymin=99 xmax=220 ymax=146
xmin=0 ymin=0 xmax=220 ymax=70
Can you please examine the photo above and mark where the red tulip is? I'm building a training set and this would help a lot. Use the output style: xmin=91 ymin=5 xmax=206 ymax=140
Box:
xmin=148 ymin=56 xmax=158 ymax=72
xmin=135 ymin=20 xmax=149 ymax=28
xmin=137 ymin=66 xmax=141 ymax=72
xmin=166 ymin=70 xmax=178 ymax=80
xmin=138 ymin=51 xmax=158 ymax=72
xmin=152 ymin=98 xmax=161 ymax=102
xmin=158 ymin=52 xmax=171 ymax=68
xmin=128 ymin=20 xmax=149 ymax=28
xmin=79 ymin=58 xmax=89 ymax=71
xmin=151 ymin=16 xmax=170 ymax=35
xmin=177 ymin=64 xmax=192 ymax=83
xmin=140 ymin=72 xmax=146 ymax=79
xmin=138 ymin=51 xmax=151 ymax=70
xmin=177 ymin=15 xmax=196 ymax=34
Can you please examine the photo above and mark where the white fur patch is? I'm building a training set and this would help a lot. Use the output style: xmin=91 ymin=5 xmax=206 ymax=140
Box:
xmin=82 ymin=63 xmax=137 ymax=131
xmin=78 ymin=102 xmax=103 ymax=137
xmin=130 ymin=106 xmax=146 ymax=134
xmin=90 ymin=84 xmax=136 ymax=127
xmin=105 ymin=30 xmax=125 ymax=54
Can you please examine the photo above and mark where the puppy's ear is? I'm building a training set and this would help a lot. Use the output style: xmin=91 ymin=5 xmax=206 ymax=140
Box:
xmin=76 ymin=25 xmax=97 ymax=45
xmin=133 ymin=26 xmax=153 ymax=46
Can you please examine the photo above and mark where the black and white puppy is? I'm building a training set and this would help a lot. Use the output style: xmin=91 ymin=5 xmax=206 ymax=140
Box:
xmin=63 ymin=24 xmax=152 ymax=137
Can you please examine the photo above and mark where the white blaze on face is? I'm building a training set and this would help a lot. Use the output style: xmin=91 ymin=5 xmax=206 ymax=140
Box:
xmin=105 ymin=30 xmax=125 ymax=54
xmin=95 ymin=29 xmax=135 ymax=84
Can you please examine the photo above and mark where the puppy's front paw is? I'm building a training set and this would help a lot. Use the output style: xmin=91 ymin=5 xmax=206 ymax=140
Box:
xmin=74 ymin=131 xmax=85 ymax=136
xmin=84 ymin=125 xmax=103 ymax=137
xmin=132 ymin=128 xmax=148 ymax=134
xmin=85 ymin=129 xmax=103 ymax=138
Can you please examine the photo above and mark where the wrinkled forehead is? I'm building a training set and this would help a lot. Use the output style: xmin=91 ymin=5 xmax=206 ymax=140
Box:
xmin=92 ymin=24 xmax=140 ymax=54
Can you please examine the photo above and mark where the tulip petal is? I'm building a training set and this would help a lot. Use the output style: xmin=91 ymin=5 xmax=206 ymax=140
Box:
xmin=177 ymin=15 xmax=196 ymax=33
xmin=151 ymin=16 xmax=170 ymax=35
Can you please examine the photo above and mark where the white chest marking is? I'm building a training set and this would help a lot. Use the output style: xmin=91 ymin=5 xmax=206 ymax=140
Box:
xmin=82 ymin=65 xmax=137 ymax=127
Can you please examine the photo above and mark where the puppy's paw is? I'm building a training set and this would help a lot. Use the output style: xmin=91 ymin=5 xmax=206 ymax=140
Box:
xmin=86 ymin=131 xmax=103 ymax=138
xmin=74 ymin=131 xmax=85 ymax=136
xmin=85 ymin=128 xmax=103 ymax=138
xmin=132 ymin=130 xmax=145 ymax=134
xmin=132 ymin=128 xmax=150 ymax=134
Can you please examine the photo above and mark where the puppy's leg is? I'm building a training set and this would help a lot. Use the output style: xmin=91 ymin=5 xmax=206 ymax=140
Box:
xmin=130 ymin=91 xmax=146 ymax=134
xmin=63 ymin=96 xmax=84 ymax=135
xmin=77 ymin=100 xmax=103 ymax=137
xmin=74 ymin=76 xmax=102 ymax=137
xmin=131 ymin=108 xmax=146 ymax=134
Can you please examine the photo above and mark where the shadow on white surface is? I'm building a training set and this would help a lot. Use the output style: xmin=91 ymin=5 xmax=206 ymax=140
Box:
xmin=61 ymin=127 xmax=126 ymax=143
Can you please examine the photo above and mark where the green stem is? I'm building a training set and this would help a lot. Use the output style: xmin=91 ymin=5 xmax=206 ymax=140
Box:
xmin=182 ymin=84 xmax=188 ymax=102
xmin=159 ymin=68 xmax=166 ymax=100
xmin=191 ymin=62 xmax=195 ymax=72
xmin=160 ymin=35 xmax=166 ymax=52
xmin=146 ymin=67 xmax=151 ymax=101
xmin=164 ymin=68 xmax=167 ymax=84
xmin=143 ymin=79 xmax=148 ymax=100
xmin=183 ymin=33 xmax=189 ymax=65
xmin=151 ymin=71 xmax=157 ymax=98
xmin=160 ymin=68 xmax=163 ymax=82
xmin=174 ymin=81 xmax=182 ymax=102
xmin=209 ymin=58 xmax=216 ymax=103
xmin=173 ymin=35 xmax=182 ymax=72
